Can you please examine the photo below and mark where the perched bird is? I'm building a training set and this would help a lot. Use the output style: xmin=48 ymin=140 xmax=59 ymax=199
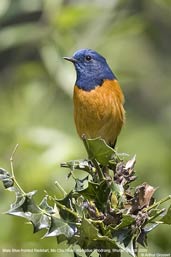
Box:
xmin=64 ymin=49 xmax=125 ymax=148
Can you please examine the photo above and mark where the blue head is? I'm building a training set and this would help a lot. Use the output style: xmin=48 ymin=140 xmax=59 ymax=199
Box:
xmin=64 ymin=49 xmax=116 ymax=91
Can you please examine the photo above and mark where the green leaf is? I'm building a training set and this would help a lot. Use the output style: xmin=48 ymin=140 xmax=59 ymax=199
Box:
xmin=75 ymin=176 xmax=89 ymax=191
xmin=148 ymin=208 xmax=166 ymax=223
xmin=113 ymin=214 xmax=135 ymax=230
xmin=143 ymin=223 xmax=160 ymax=233
xmin=45 ymin=216 xmax=74 ymax=238
xmin=29 ymin=212 xmax=50 ymax=233
xmin=137 ymin=229 xmax=148 ymax=247
xmin=80 ymin=180 xmax=110 ymax=211
xmin=73 ymin=196 xmax=85 ymax=217
xmin=160 ymin=205 xmax=171 ymax=224
xmin=122 ymin=237 xmax=136 ymax=257
xmin=39 ymin=196 xmax=54 ymax=214
xmin=0 ymin=168 xmax=14 ymax=189
xmin=7 ymin=190 xmax=40 ymax=218
xmin=56 ymin=192 xmax=77 ymax=222
xmin=111 ymin=182 xmax=125 ymax=207
xmin=7 ymin=189 xmax=51 ymax=233
xmin=79 ymin=218 xmax=120 ymax=257
xmin=61 ymin=159 xmax=92 ymax=173
xmin=80 ymin=218 xmax=99 ymax=241
xmin=73 ymin=252 xmax=82 ymax=257
xmin=112 ymin=229 xmax=136 ymax=257
xmin=86 ymin=138 xmax=115 ymax=165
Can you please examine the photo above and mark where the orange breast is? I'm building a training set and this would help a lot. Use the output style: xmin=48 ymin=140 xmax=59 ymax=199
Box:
xmin=73 ymin=79 xmax=125 ymax=146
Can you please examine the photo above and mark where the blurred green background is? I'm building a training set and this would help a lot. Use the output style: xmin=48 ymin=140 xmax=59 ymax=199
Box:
xmin=0 ymin=0 xmax=171 ymax=256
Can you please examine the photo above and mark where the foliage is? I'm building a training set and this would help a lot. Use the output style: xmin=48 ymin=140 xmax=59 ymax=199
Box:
xmin=0 ymin=138 xmax=170 ymax=257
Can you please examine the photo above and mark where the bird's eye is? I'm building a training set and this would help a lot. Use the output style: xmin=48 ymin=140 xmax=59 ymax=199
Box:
xmin=85 ymin=55 xmax=92 ymax=61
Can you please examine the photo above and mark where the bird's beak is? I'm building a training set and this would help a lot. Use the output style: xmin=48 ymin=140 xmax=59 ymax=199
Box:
xmin=63 ymin=57 xmax=77 ymax=63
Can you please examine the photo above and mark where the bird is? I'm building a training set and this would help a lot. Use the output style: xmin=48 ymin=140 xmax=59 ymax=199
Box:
xmin=64 ymin=49 xmax=125 ymax=148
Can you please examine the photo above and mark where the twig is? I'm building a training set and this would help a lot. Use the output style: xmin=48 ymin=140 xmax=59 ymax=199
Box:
xmin=145 ymin=195 xmax=171 ymax=212
xmin=147 ymin=208 xmax=166 ymax=223
xmin=55 ymin=200 xmax=80 ymax=220
xmin=10 ymin=144 xmax=25 ymax=194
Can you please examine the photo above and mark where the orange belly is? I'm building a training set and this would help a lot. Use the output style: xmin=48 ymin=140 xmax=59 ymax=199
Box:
xmin=73 ymin=79 xmax=125 ymax=146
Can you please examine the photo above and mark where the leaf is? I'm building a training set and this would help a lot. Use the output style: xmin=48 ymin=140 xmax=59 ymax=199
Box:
xmin=56 ymin=192 xmax=77 ymax=222
xmin=123 ymin=237 xmax=136 ymax=257
xmin=6 ymin=189 xmax=52 ymax=233
xmin=80 ymin=180 xmax=110 ymax=211
xmin=29 ymin=212 xmax=50 ymax=233
xmin=71 ymin=195 xmax=84 ymax=218
xmin=130 ymin=183 xmax=156 ymax=213
xmin=45 ymin=216 xmax=75 ymax=238
xmin=1 ymin=178 xmax=14 ymax=188
xmin=39 ymin=196 xmax=55 ymax=214
xmin=142 ymin=184 xmax=156 ymax=207
xmin=61 ymin=159 xmax=92 ymax=173
xmin=113 ymin=214 xmax=135 ymax=230
xmin=79 ymin=218 xmax=120 ymax=256
xmin=0 ymin=168 xmax=14 ymax=189
xmin=143 ymin=223 xmax=160 ymax=233
xmin=75 ymin=176 xmax=89 ymax=191
xmin=86 ymin=138 xmax=115 ymax=165
xmin=160 ymin=205 xmax=171 ymax=224
xmin=137 ymin=229 xmax=147 ymax=247
xmin=125 ymin=155 xmax=136 ymax=170
xmin=111 ymin=182 xmax=125 ymax=207
xmin=80 ymin=218 xmax=99 ymax=241
xmin=112 ymin=229 xmax=136 ymax=257
xmin=7 ymin=190 xmax=40 ymax=218
xmin=138 ymin=222 xmax=161 ymax=247
xmin=73 ymin=252 xmax=82 ymax=257
xmin=148 ymin=208 xmax=166 ymax=223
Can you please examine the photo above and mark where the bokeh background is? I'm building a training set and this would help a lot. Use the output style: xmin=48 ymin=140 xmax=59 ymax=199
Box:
xmin=0 ymin=0 xmax=171 ymax=256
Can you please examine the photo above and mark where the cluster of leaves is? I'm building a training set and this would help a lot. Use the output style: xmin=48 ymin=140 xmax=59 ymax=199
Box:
xmin=0 ymin=138 xmax=171 ymax=257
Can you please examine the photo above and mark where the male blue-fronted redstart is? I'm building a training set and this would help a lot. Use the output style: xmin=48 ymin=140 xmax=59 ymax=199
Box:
xmin=64 ymin=49 xmax=125 ymax=148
